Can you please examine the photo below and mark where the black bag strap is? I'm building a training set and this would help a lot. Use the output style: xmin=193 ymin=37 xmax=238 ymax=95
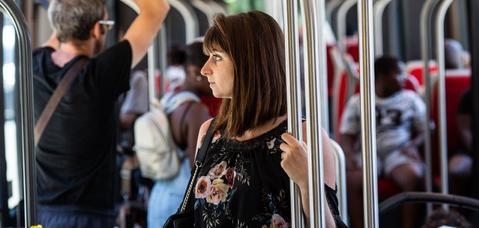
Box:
xmin=178 ymin=118 xmax=216 ymax=213
xmin=34 ymin=58 xmax=88 ymax=146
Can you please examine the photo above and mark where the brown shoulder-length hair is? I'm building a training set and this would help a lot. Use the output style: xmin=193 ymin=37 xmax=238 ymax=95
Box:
xmin=203 ymin=11 xmax=287 ymax=138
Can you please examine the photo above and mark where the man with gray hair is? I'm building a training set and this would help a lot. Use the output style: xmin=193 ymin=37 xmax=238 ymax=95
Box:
xmin=33 ymin=0 xmax=169 ymax=227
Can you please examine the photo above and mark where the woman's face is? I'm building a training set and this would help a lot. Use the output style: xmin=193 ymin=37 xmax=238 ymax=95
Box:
xmin=200 ymin=48 xmax=235 ymax=99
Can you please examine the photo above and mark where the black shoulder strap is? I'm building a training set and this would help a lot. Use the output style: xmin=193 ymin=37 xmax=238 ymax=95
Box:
xmin=34 ymin=58 xmax=88 ymax=146
xmin=178 ymin=118 xmax=216 ymax=213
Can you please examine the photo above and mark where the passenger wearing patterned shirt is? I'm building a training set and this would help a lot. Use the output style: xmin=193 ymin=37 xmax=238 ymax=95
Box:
xmin=340 ymin=56 xmax=426 ymax=228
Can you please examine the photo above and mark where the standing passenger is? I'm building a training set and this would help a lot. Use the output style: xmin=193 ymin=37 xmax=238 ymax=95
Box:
xmin=33 ymin=0 xmax=169 ymax=227
xmin=147 ymin=40 xmax=212 ymax=227
xmin=186 ymin=11 xmax=346 ymax=227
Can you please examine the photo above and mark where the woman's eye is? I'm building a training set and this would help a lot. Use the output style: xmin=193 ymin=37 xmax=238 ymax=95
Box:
xmin=213 ymin=54 xmax=222 ymax=62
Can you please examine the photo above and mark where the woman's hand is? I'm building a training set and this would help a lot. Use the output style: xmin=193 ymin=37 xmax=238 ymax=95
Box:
xmin=279 ymin=133 xmax=308 ymax=189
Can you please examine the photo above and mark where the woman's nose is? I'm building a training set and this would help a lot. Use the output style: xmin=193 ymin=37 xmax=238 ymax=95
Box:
xmin=200 ymin=62 xmax=211 ymax=77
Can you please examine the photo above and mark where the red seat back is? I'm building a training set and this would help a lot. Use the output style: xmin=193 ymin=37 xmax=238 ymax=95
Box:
xmin=406 ymin=61 xmax=438 ymax=87
xmin=431 ymin=69 xmax=471 ymax=174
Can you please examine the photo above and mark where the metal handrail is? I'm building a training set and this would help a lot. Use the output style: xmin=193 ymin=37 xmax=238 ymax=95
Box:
xmin=283 ymin=0 xmax=304 ymax=226
xmin=169 ymin=0 xmax=199 ymax=43
xmin=373 ymin=0 xmax=392 ymax=56
xmin=191 ymin=0 xmax=215 ymax=26
xmin=357 ymin=0 xmax=379 ymax=227
xmin=204 ymin=0 xmax=227 ymax=16
xmin=0 ymin=0 xmax=36 ymax=226
xmin=337 ymin=0 xmax=357 ymax=53
xmin=326 ymin=0 xmax=344 ymax=23
xmin=330 ymin=140 xmax=348 ymax=224
xmin=299 ymin=0 xmax=328 ymax=226
xmin=379 ymin=192 xmax=479 ymax=214
xmin=120 ymin=0 xmax=167 ymax=104
xmin=435 ymin=0 xmax=455 ymax=206
xmin=420 ymin=0 xmax=441 ymax=215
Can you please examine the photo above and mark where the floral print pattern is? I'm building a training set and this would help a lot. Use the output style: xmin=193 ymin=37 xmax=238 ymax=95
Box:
xmin=195 ymin=161 xmax=236 ymax=205
xmin=193 ymin=121 xmax=291 ymax=228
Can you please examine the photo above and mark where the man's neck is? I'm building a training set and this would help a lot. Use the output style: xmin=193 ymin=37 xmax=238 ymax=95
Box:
xmin=51 ymin=40 xmax=93 ymax=67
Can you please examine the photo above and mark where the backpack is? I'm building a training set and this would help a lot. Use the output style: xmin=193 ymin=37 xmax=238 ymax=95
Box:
xmin=134 ymin=91 xmax=200 ymax=181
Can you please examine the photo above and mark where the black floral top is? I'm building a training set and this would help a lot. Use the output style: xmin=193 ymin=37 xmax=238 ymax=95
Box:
xmin=193 ymin=120 xmax=346 ymax=228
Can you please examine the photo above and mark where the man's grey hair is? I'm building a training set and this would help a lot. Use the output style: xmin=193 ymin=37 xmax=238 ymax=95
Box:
xmin=48 ymin=0 xmax=105 ymax=42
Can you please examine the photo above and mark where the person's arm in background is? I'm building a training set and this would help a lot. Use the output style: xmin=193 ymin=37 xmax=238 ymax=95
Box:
xmin=184 ymin=103 xmax=211 ymax=167
xmin=120 ymin=71 xmax=149 ymax=129
xmin=401 ymin=94 xmax=427 ymax=161
xmin=338 ymin=95 xmax=361 ymax=170
xmin=123 ymin=0 xmax=170 ymax=68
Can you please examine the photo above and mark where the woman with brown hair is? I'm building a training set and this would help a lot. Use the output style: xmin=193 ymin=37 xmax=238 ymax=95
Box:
xmin=192 ymin=11 xmax=346 ymax=227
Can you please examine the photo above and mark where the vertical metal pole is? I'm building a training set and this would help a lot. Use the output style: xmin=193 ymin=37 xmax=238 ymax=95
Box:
xmin=373 ymin=0 xmax=392 ymax=56
xmin=0 ymin=1 xmax=35 ymax=227
xmin=283 ymin=0 xmax=304 ymax=227
xmin=357 ymin=0 xmax=379 ymax=227
xmin=420 ymin=0 xmax=440 ymax=215
xmin=159 ymin=27 xmax=168 ymax=98
xmin=330 ymin=140 xmax=349 ymax=224
xmin=434 ymin=0 xmax=454 ymax=209
xmin=299 ymin=0 xmax=327 ymax=226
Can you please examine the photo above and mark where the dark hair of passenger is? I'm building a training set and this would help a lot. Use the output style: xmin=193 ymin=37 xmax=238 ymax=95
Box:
xmin=167 ymin=44 xmax=187 ymax=66
xmin=203 ymin=11 xmax=287 ymax=138
xmin=186 ymin=42 xmax=208 ymax=68
xmin=374 ymin=56 xmax=400 ymax=80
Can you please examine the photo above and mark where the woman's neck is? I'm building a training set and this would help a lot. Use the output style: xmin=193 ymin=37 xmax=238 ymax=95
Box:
xmin=232 ymin=115 xmax=287 ymax=141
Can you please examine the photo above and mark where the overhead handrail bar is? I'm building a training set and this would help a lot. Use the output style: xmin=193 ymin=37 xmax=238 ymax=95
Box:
xmin=299 ymin=0 xmax=329 ymax=226
xmin=420 ymin=0 xmax=441 ymax=214
xmin=169 ymin=0 xmax=199 ymax=43
xmin=283 ymin=0 xmax=304 ymax=226
xmin=434 ymin=0 xmax=455 ymax=209
xmin=373 ymin=0 xmax=392 ymax=56
xmin=357 ymin=0 xmax=379 ymax=226
xmin=205 ymin=0 xmax=227 ymax=16
xmin=0 ymin=0 xmax=36 ymax=226
xmin=191 ymin=0 xmax=215 ymax=26
xmin=337 ymin=0 xmax=357 ymax=53
xmin=120 ymin=0 xmax=162 ymax=105
xmin=327 ymin=0 xmax=344 ymax=23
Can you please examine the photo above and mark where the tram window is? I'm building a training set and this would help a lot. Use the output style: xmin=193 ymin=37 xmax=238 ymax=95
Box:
xmin=2 ymin=17 xmax=20 ymax=210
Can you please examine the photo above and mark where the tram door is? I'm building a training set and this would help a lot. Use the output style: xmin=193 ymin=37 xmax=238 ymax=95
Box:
xmin=0 ymin=14 xmax=26 ymax=227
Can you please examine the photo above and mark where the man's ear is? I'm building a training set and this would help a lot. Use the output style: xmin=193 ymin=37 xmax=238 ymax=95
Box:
xmin=91 ymin=22 xmax=103 ymax=39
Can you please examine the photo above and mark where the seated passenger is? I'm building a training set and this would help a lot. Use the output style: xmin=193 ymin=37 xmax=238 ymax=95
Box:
xmin=147 ymin=41 xmax=211 ymax=227
xmin=174 ymin=11 xmax=347 ymax=227
xmin=340 ymin=56 xmax=425 ymax=228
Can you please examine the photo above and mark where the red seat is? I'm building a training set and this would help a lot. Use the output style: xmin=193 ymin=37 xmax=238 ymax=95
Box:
xmin=430 ymin=69 xmax=471 ymax=175
xmin=345 ymin=37 xmax=359 ymax=63
xmin=406 ymin=60 xmax=438 ymax=87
